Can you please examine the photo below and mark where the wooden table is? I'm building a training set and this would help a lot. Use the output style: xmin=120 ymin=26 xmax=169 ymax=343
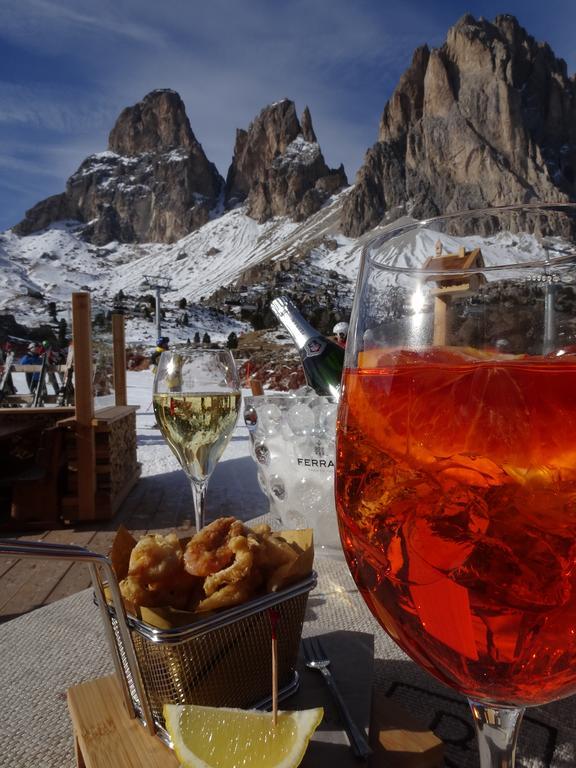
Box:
xmin=0 ymin=545 xmax=572 ymax=768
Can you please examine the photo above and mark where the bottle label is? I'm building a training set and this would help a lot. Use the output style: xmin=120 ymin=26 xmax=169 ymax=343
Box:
xmin=302 ymin=338 xmax=326 ymax=358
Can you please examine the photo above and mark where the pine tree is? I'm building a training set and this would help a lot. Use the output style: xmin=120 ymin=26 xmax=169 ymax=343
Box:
xmin=93 ymin=311 xmax=108 ymax=329
xmin=226 ymin=332 xmax=238 ymax=349
xmin=202 ymin=332 xmax=211 ymax=345
xmin=113 ymin=290 xmax=125 ymax=311
xmin=194 ymin=331 xmax=201 ymax=344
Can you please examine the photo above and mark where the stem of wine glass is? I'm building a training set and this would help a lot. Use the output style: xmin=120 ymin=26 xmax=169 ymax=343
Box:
xmin=468 ymin=700 xmax=525 ymax=768
xmin=189 ymin=478 xmax=208 ymax=533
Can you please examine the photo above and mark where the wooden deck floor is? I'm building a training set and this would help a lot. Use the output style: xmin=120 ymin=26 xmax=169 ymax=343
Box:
xmin=0 ymin=471 xmax=199 ymax=623
xmin=0 ymin=407 xmax=268 ymax=625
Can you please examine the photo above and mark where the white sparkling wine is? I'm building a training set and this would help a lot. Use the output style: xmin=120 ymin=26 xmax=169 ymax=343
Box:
xmin=153 ymin=392 xmax=241 ymax=480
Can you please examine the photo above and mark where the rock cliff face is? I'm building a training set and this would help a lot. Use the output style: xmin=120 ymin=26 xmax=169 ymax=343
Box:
xmin=225 ymin=100 xmax=347 ymax=222
xmin=15 ymin=90 xmax=223 ymax=244
xmin=13 ymin=16 xmax=574 ymax=245
xmin=341 ymin=14 xmax=576 ymax=236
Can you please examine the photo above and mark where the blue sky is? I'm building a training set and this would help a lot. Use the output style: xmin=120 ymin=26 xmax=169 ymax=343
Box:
xmin=0 ymin=0 xmax=574 ymax=231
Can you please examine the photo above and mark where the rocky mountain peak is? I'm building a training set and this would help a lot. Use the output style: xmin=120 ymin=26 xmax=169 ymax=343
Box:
xmin=14 ymin=90 xmax=224 ymax=245
xmin=342 ymin=13 xmax=576 ymax=237
xmin=225 ymin=99 xmax=347 ymax=222
xmin=108 ymin=89 xmax=196 ymax=155
xmin=378 ymin=45 xmax=430 ymax=144
xmin=301 ymin=106 xmax=317 ymax=143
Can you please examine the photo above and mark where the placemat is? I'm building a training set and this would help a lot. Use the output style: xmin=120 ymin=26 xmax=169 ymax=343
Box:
xmin=2 ymin=556 xmax=576 ymax=766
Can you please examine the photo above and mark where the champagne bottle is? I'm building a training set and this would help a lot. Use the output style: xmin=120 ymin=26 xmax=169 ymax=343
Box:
xmin=270 ymin=296 xmax=345 ymax=399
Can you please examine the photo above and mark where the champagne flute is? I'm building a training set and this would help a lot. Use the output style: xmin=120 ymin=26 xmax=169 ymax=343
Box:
xmin=153 ymin=348 xmax=241 ymax=532
xmin=335 ymin=203 xmax=576 ymax=767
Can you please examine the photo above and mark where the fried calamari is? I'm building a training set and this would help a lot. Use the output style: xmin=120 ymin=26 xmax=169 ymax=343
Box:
xmin=119 ymin=532 xmax=201 ymax=610
xmin=183 ymin=517 xmax=245 ymax=577
xmin=115 ymin=518 xmax=308 ymax=614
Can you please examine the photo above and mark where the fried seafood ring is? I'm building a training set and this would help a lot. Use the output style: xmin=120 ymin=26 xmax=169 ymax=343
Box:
xmin=203 ymin=535 xmax=260 ymax=597
xmin=118 ymin=516 xmax=305 ymax=614
xmin=196 ymin=572 xmax=262 ymax=613
xmin=250 ymin=524 xmax=272 ymax=537
xmin=183 ymin=516 xmax=247 ymax=577
xmin=120 ymin=575 xmax=165 ymax=608
xmin=120 ymin=572 xmax=201 ymax=610
xmin=128 ymin=533 xmax=183 ymax=586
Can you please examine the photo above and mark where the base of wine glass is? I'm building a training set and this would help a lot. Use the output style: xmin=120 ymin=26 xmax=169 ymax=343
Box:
xmin=469 ymin=699 xmax=525 ymax=768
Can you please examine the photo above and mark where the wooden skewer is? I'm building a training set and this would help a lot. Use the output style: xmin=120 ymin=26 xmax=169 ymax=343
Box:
xmin=268 ymin=608 xmax=280 ymax=726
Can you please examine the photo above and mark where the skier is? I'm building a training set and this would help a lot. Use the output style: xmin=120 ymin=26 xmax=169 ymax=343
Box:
xmin=20 ymin=342 xmax=43 ymax=393
xmin=150 ymin=337 xmax=170 ymax=372
xmin=0 ymin=341 xmax=17 ymax=396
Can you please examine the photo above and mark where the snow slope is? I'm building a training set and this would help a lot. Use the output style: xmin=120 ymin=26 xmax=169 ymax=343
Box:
xmin=2 ymin=193 xmax=570 ymax=347
xmin=0 ymin=190 xmax=365 ymax=344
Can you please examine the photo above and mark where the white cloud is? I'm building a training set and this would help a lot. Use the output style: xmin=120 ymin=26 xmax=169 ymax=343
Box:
xmin=0 ymin=82 xmax=117 ymax=135
xmin=0 ymin=0 xmax=169 ymax=49
xmin=0 ymin=153 xmax=64 ymax=177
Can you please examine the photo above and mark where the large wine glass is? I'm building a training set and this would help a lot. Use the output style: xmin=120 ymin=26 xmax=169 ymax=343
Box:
xmin=335 ymin=203 xmax=576 ymax=767
xmin=153 ymin=348 xmax=241 ymax=532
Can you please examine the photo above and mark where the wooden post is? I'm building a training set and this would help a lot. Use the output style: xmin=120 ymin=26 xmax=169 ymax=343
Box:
xmin=72 ymin=292 xmax=96 ymax=521
xmin=433 ymin=297 xmax=448 ymax=346
xmin=112 ymin=314 xmax=127 ymax=407
xmin=424 ymin=247 xmax=486 ymax=348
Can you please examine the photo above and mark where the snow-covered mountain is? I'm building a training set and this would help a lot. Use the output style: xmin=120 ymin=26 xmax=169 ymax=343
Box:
xmin=3 ymin=13 xmax=575 ymax=349
xmin=6 ymin=183 xmax=569 ymax=350
xmin=0 ymin=189 xmax=371 ymax=345
xmin=2 ymin=89 xmax=356 ymax=346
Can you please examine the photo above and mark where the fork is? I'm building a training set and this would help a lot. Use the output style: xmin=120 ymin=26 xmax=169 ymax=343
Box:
xmin=302 ymin=635 xmax=373 ymax=760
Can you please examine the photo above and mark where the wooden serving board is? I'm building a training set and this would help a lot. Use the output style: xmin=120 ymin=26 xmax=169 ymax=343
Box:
xmin=67 ymin=675 xmax=178 ymax=768
xmin=68 ymin=674 xmax=443 ymax=768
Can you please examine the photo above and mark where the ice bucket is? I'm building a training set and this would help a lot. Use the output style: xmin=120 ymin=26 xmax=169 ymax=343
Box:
xmin=244 ymin=392 xmax=343 ymax=557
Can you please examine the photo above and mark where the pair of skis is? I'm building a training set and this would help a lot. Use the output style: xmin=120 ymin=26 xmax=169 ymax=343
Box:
xmin=0 ymin=352 xmax=16 ymax=404
xmin=32 ymin=352 xmax=50 ymax=406
xmin=0 ymin=348 xmax=75 ymax=407
xmin=36 ymin=347 xmax=74 ymax=407
xmin=57 ymin=347 xmax=75 ymax=406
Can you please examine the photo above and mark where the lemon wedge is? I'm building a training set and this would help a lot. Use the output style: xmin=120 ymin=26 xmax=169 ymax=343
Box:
xmin=163 ymin=703 xmax=323 ymax=768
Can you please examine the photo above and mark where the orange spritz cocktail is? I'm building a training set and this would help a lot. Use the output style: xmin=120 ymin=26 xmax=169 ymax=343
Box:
xmin=337 ymin=346 xmax=576 ymax=706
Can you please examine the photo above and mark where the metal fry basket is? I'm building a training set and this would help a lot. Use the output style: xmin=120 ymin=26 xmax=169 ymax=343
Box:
xmin=0 ymin=538 xmax=316 ymax=745
xmin=108 ymin=573 xmax=316 ymax=743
